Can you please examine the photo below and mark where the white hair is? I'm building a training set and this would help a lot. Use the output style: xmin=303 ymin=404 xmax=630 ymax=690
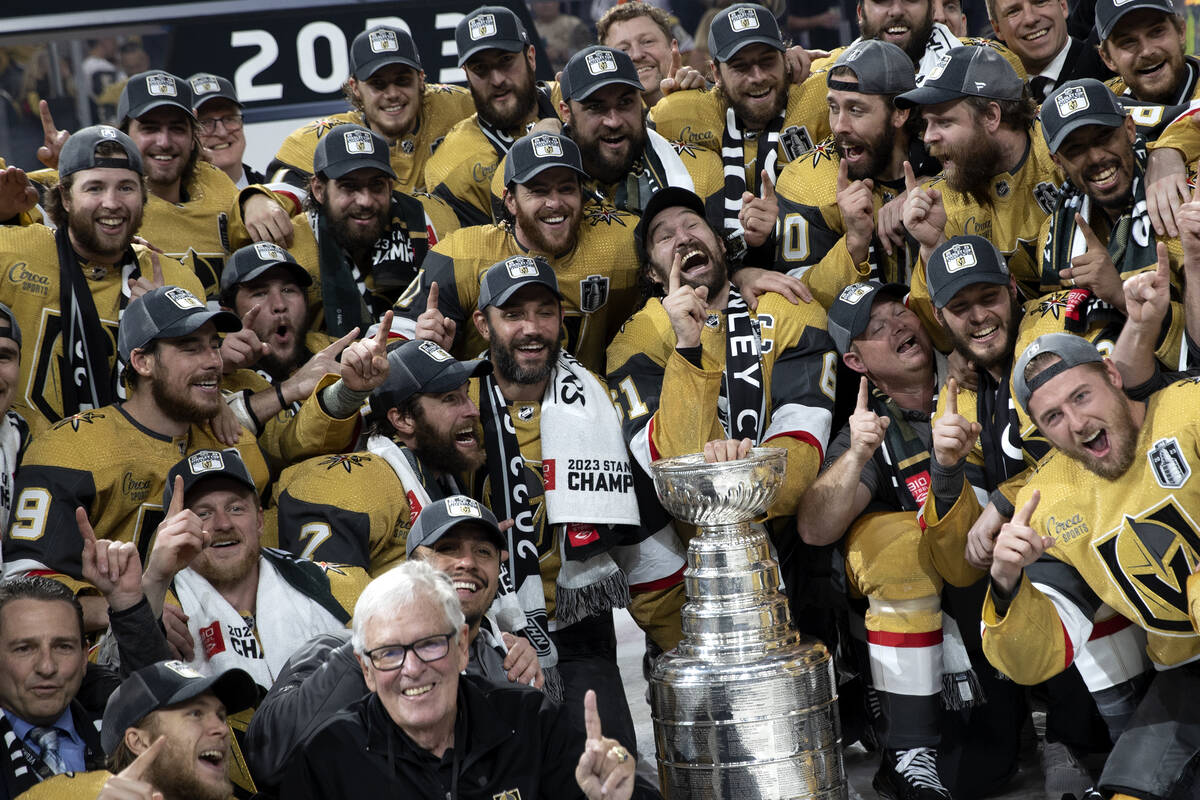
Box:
xmin=351 ymin=559 xmax=465 ymax=654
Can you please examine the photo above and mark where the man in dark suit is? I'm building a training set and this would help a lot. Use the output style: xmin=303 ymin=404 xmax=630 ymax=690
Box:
xmin=986 ymin=0 xmax=1112 ymax=102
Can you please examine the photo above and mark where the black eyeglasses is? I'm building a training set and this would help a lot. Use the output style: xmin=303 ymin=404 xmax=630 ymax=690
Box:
xmin=364 ymin=632 xmax=455 ymax=671
xmin=199 ymin=114 xmax=244 ymax=133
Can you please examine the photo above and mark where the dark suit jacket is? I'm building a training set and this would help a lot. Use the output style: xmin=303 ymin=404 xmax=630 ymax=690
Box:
xmin=1053 ymin=36 xmax=1115 ymax=88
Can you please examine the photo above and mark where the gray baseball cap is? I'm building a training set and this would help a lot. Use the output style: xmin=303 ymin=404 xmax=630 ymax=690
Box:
xmin=503 ymin=131 xmax=586 ymax=186
xmin=162 ymin=448 xmax=257 ymax=510
xmin=456 ymin=6 xmax=531 ymax=67
xmin=1013 ymin=332 xmax=1106 ymax=413
xmin=561 ymin=46 xmax=644 ymax=102
xmin=369 ymin=339 xmax=492 ymax=417
xmin=708 ymin=3 xmax=786 ymax=62
xmin=58 ymin=125 xmax=144 ymax=178
xmin=118 ymin=71 xmax=195 ymax=124
xmin=1040 ymin=79 xmax=1128 ymax=154
xmin=118 ymin=285 xmax=241 ymax=363
xmin=927 ymin=235 xmax=1010 ymax=309
xmin=478 ymin=255 xmax=564 ymax=310
xmin=188 ymin=73 xmax=240 ymax=112
xmin=313 ymin=124 xmax=397 ymax=180
xmin=405 ymin=495 xmax=505 ymax=558
xmin=0 ymin=302 xmax=20 ymax=350
xmin=350 ymin=26 xmax=422 ymax=80
xmin=1095 ymin=0 xmax=1178 ymax=41
xmin=221 ymin=242 xmax=312 ymax=294
xmin=827 ymin=281 xmax=909 ymax=354
xmin=827 ymin=40 xmax=916 ymax=95
xmin=895 ymin=46 xmax=1024 ymax=109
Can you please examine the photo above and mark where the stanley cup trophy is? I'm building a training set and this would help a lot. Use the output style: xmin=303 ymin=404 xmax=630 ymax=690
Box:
xmin=648 ymin=448 xmax=845 ymax=799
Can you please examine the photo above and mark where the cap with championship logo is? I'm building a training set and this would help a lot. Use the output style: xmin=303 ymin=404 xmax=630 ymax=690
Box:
xmin=478 ymin=255 xmax=564 ymax=310
xmin=1012 ymin=332 xmax=1106 ymax=413
xmin=503 ymin=131 xmax=586 ymax=186
xmin=827 ymin=40 xmax=917 ymax=95
xmin=1040 ymin=79 xmax=1128 ymax=154
xmin=118 ymin=70 xmax=194 ymax=124
xmin=58 ymin=125 xmax=144 ymax=178
xmin=162 ymin=448 xmax=257 ymax=509
xmin=406 ymin=495 xmax=506 ymax=558
xmin=455 ymin=6 xmax=531 ymax=67
xmin=633 ymin=187 xmax=708 ymax=261
xmin=927 ymin=235 xmax=1010 ymax=309
xmin=350 ymin=25 xmax=422 ymax=80
xmin=188 ymin=73 xmax=240 ymax=112
xmin=1095 ymin=0 xmax=1178 ymax=41
xmin=0 ymin=302 xmax=20 ymax=349
xmin=369 ymin=339 xmax=492 ymax=418
xmin=895 ymin=46 xmax=1024 ymax=108
xmin=101 ymin=661 xmax=258 ymax=755
xmin=827 ymin=281 xmax=910 ymax=354
xmin=561 ymin=46 xmax=644 ymax=102
xmin=118 ymin=285 xmax=241 ymax=363
xmin=221 ymin=242 xmax=313 ymax=294
xmin=708 ymin=3 xmax=786 ymax=62
xmin=313 ymin=123 xmax=397 ymax=180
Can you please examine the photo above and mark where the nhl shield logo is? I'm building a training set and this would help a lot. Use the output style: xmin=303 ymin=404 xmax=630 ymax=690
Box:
xmin=369 ymin=29 xmax=399 ymax=53
xmin=418 ymin=340 xmax=452 ymax=362
xmin=505 ymin=255 xmax=540 ymax=278
xmin=585 ymin=50 xmax=618 ymax=75
xmin=1148 ymin=437 xmax=1190 ymax=489
xmin=728 ymin=7 xmax=760 ymax=31
xmin=531 ymin=134 xmax=563 ymax=158
xmin=579 ymin=274 xmax=609 ymax=312
xmin=190 ymin=75 xmax=221 ymax=95
xmin=165 ymin=287 xmax=204 ymax=310
xmin=253 ymin=242 xmax=287 ymax=262
xmin=469 ymin=13 xmax=498 ymax=40
xmin=188 ymin=450 xmax=225 ymax=475
xmin=943 ymin=243 xmax=977 ymax=273
xmin=146 ymin=74 xmax=177 ymax=97
xmin=1055 ymin=86 xmax=1090 ymax=117
xmin=344 ymin=129 xmax=375 ymax=154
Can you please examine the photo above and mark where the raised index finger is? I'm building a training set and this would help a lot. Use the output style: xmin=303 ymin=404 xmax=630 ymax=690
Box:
xmin=167 ymin=474 xmax=187 ymax=519
xmin=39 ymin=100 xmax=58 ymax=141
xmin=856 ymin=375 xmax=869 ymax=411
xmin=426 ymin=281 xmax=440 ymax=312
xmin=1156 ymin=242 xmax=1170 ymax=283
xmin=669 ymin=41 xmax=682 ymax=77
xmin=242 ymin=302 xmax=262 ymax=328
xmin=121 ymin=735 xmax=166 ymax=780
xmin=583 ymin=689 xmax=603 ymax=741
xmin=1074 ymin=214 xmax=1101 ymax=248
xmin=946 ymin=377 xmax=959 ymax=416
xmin=75 ymin=506 xmax=97 ymax=546
xmin=322 ymin=327 xmax=360 ymax=356
xmin=668 ymin=250 xmax=682 ymax=294
xmin=150 ymin=250 xmax=165 ymax=287
xmin=837 ymin=158 xmax=849 ymax=193
xmin=760 ymin=168 xmax=775 ymax=200
xmin=374 ymin=310 xmax=393 ymax=350
xmin=903 ymin=160 xmax=918 ymax=193
xmin=1013 ymin=489 xmax=1041 ymax=526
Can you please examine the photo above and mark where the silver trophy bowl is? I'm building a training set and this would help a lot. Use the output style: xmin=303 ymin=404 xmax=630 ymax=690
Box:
xmin=648 ymin=448 xmax=845 ymax=800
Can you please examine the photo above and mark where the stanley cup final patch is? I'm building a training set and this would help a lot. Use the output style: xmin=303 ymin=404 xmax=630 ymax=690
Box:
xmin=1148 ymin=437 xmax=1191 ymax=489
xmin=188 ymin=450 xmax=225 ymax=474
xmin=344 ymin=129 xmax=375 ymax=154
xmin=531 ymin=134 xmax=563 ymax=158
xmin=190 ymin=75 xmax=221 ymax=95
xmin=579 ymin=274 xmax=609 ymax=312
xmin=943 ymin=242 xmax=977 ymax=272
xmin=146 ymin=74 xmax=178 ymax=96
xmin=585 ymin=49 xmax=618 ymax=75
xmin=369 ymin=29 xmax=399 ymax=53
xmin=505 ymin=255 xmax=540 ymax=278
xmin=1055 ymin=86 xmax=1090 ymax=117
xmin=469 ymin=13 xmax=497 ymax=40
xmin=728 ymin=7 xmax=760 ymax=30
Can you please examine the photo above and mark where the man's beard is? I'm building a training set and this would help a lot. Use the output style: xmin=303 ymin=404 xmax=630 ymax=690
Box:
xmin=327 ymin=203 xmax=388 ymax=253
xmin=946 ymin=294 xmax=1022 ymax=373
xmin=257 ymin=342 xmax=307 ymax=383
xmin=144 ymin=740 xmax=231 ymax=800
xmin=1063 ymin=392 xmax=1139 ymax=480
xmin=862 ymin=10 xmax=934 ymax=65
xmin=936 ymin=133 xmax=1004 ymax=207
xmin=472 ymin=69 xmax=539 ymax=131
xmin=150 ymin=371 xmax=220 ymax=425
xmin=488 ymin=322 xmax=561 ymax=385
xmin=68 ymin=204 xmax=144 ymax=262
xmin=193 ymin=545 xmax=259 ymax=593
xmin=513 ymin=201 xmax=581 ymax=256
xmin=409 ymin=408 xmax=486 ymax=475
xmin=835 ymin=123 xmax=896 ymax=182
xmin=666 ymin=240 xmax=728 ymax=300
xmin=724 ymin=77 xmax=789 ymax=130
xmin=572 ymin=121 xmax=649 ymax=186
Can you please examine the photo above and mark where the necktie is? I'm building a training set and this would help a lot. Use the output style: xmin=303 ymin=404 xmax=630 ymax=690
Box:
xmin=29 ymin=727 xmax=67 ymax=775
xmin=1030 ymin=75 xmax=1054 ymax=101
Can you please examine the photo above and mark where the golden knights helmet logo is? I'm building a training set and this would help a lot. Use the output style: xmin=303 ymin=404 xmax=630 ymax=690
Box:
xmin=1055 ymin=86 xmax=1090 ymax=117
xmin=469 ymin=13 xmax=498 ymax=40
xmin=146 ymin=74 xmax=178 ymax=97
xmin=943 ymin=242 xmax=977 ymax=273
xmin=728 ymin=7 xmax=761 ymax=31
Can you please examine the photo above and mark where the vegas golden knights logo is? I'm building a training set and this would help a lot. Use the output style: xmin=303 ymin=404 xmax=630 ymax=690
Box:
xmin=493 ymin=791 xmax=522 ymax=800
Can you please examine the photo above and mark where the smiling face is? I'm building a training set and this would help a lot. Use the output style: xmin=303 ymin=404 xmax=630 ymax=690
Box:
xmin=63 ymin=166 xmax=146 ymax=264
xmin=412 ymin=525 xmax=503 ymax=630
xmin=133 ymin=693 xmax=232 ymax=800
xmin=715 ymin=43 xmax=790 ymax=130
xmin=404 ymin=385 xmax=486 ymax=475
xmin=349 ymin=64 xmax=426 ymax=140
xmin=991 ymin=0 xmax=1069 ymax=74
xmin=0 ymin=334 xmax=19 ymax=417
xmin=646 ymin=205 xmax=728 ymax=299
xmin=828 ymin=83 xmax=906 ymax=180
xmin=1052 ymin=118 xmax=1138 ymax=212
xmin=563 ymin=84 xmax=648 ymax=185
xmin=232 ymin=267 xmax=309 ymax=379
xmin=603 ymin=15 xmax=674 ymax=101
xmin=465 ymin=47 xmax=539 ymax=131
xmin=505 ymin=167 xmax=583 ymax=256
xmin=859 ymin=0 xmax=934 ymax=63
xmin=1101 ymin=10 xmax=1187 ymax=104
xmin=921 ymin=98 xmax=1003 ymax=204
xmin=136 ymin=321 xmax=225 ymax=424
xmin=186 ymin=478 xmax=262 ymax=591
xmin=127 ymin=106 xmax=195 ymax=196
xmin=936 ymin=281 xmax=1022 ymax=374
xmin=845 ymin=297 xmax=933 ymax=383
xmin=476 ymin=285 xmax=564 ymax=386
xmin=311 ymin=167 xmax=393 ymax=252
xmin=0 ymin=599 xmax=85 ymax=726
xmin=196 ymin=98 xmax=246 ymax=177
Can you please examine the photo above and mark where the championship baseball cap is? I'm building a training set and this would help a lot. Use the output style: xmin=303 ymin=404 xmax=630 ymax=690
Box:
xmin=1012 ymin=332 xmax=1106 ymax=414
xmin=162 ymin=448 xmax=257 ymax=510
xmin=1095 ymin=0 xmax=1178 ymax=41
xmin=827 ymin=40 xmax=916 ymax=95
xmin=827 ymin=281 xmax=909 ymax=354
xmin=350 ymin=25 xmax=422 ymax=80
xmin=561 ymin=46 xmax=644 ymax=102
xmin=313 ymin=124 xmax=397 ymax=180
xmin=503 ymin=131 xmax=586 ymax=186
xmin=188 ymin=73 xmax=240 ymax=112
xmin=927 ymin=235 xmax=1010 ymax=309
xmin=895 ymin=46 xmax=1024 ymax=109
xmin=118 ymin=71 xmax=195 ymax=124
xmin=708 ymin=3 xmax=786 ymax=63
xmin=478 ymin=255 xmax=564 ymax=310
xmin=1040 ymin=79 xmax=1128 ymax=154
xmin=406 ymin=495 xmax=505 ymax=558
xmin=369 ymin=339 xmax=492 ymax=417
xmin=221 ymin=242 xmax=312 ymax=294
xmin=58 ymin=125 xmax=144 ymax=178
xmin=0 ymin=302 xmax=20 ymax=350
xmin=118 ymin=285 xmax=241 ymax=363
xmin=634 ymin=187 xmax=707 ymax=261
xmin=456 ymin=6 xmax=531 ymax=67
xmin=101 ymin=661 xmax=258 ymax=755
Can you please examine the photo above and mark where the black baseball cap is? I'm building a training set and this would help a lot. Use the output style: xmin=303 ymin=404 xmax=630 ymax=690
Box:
xmin=708 ymin=3 xmax=786 ymax=62
xmin=1012 ymin=332 xmax=1106 ymax=413
xmin=0 ymin=302 xmax=20 ymax=349
xmin=478 ymin=255 xmax=564 ymax=310
xmin=221 ymin=242 xmax=312 ymax=294
xmin=406 ymin=495 xmax=505 ymax=558
xmin=1040 ymin=79 xmax=1128 ymax=154
xmin=369 ymin=339 xmax=492 ymax=417
xmin=561 ymin=46 xmax=644 ymax=102
xmin=456 ymin=6 xmax=531 ymax=67
xmin=827 ymin=281 xmax=909 ymax=354
xmin=188 ymin=73 xmax=240 ymax=112
xmin=634 ymin=187 xmax=707 ymax=261
xmin=162 ymin=448 xmax=258 ymax=509
xmin=927 ymin=235 xmax=1011 ymax=309
xmin=350 ymin=26 xmax=422 ymax=80
xmin=118 ymin=285 xmax=241 ymax=363
xmin=827 ymin=40 xmax=916 ymax=95
xmin=58 ymin=125 xmax=144 ymax=178
xmin=118 ymin=71 xmax=195 ymax=124
xmin=313 ymin=124 xmax=397 ymax=180
xmin=102 ymin=661 xmax=258 ymax=755
xmin=895 ymin=46 xmax=1024 ymax=109
xmin=1096 ymin=0 xmax=1178 ymax=41
xmin=503 ymin=132 xmax=586 ymax=186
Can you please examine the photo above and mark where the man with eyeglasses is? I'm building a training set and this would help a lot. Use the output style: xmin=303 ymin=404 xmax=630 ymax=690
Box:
xmin=279 ymin=559 xmax=648 ymax=800
xmin=190 ymin=73 xmax=265 ymax=189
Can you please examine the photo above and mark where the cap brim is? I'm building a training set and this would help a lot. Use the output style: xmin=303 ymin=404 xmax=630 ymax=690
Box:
xmin=1098 ymin=2 xmax=1176 ymax=40
xmin=894 ymin=84 xmax=966 ymax=109
xmin=423 ymin=357 xmax=494 ymax=394
xmin=1044 ymin=113 xmax=1127 ymax=154
xmin=569 ymin=76 xmax=645 ymax=101
xmin=125 ymin=98 xmax=196 ymax=122
xmin=408 ymin=514 xmax=506 ymax=558
xmin=843 ymin=283 xmax=908 ymax=347
xmin=319 ymin=159 xmax=398 ymax=181
xmin=235 ymin=261 xmax=314 ymax=289
xmin=931 ymin=272 xmax=1010 ymax=308
xmin=167 ymin=667 xmax=259 ymax=715
xmin=458 ymin=39 xmax=526 ymax=67
xmin=166 ymin=461 xmax=258 ymax=509
xmin=355 ymin=56 xmax=422 ymax=80
xmin=193 ymin=93 xmax=242 ymax=111
xmin=156 ymin=308 xmax=243 ymax=341
xmin=715 ymin=36 xmax=786 ymax=62
xmin=485 ymin=280 xmax=565 ymax=310
xmin=635 ymin=187 xmax=707 ymax=251
xmin=506 ymin=160 xmax=587 ymax=186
